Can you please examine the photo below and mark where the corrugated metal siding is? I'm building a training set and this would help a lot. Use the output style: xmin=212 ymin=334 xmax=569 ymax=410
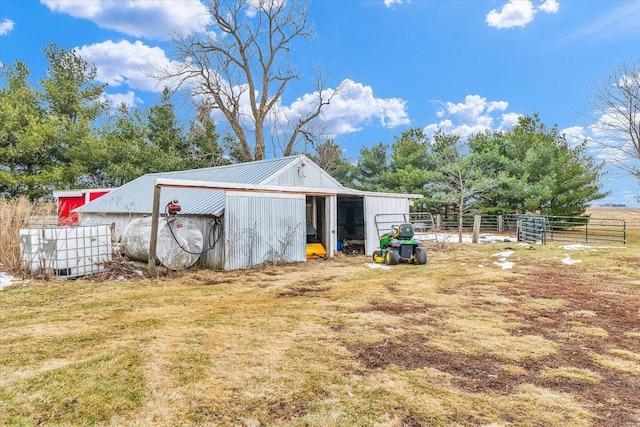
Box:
xmin=263 ymin=157 xmax=344 ymax=190
xmin=193 ymin=216 xmax=225 ymax=270
xmin=268 ymin=166 xmax=299 ymax=186
xmin=79 ymin=212 xmax=139 ymax=240
xmin=326 ymin=195 xmax=337 ymax=257
xmin=225 ymin=192 xmax=306 ymax=270
xmin=363 ymin=196 xmax=411 ymax=255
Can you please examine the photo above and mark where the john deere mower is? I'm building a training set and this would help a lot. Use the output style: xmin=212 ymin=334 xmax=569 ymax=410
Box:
xmin=372 ymin=214 xmax=428 ymax=265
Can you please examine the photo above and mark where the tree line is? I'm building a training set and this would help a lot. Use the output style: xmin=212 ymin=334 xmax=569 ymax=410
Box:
xmin=1 ymin=44 xmax=607 ymax=217
xmin=0 ymin=44 xmax=231 ymax=200
xmin=317 ymin=115 xmax=607 ymax=217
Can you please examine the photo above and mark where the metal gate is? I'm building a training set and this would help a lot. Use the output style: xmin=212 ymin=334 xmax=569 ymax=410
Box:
xmin=518 ymin=215 xmax=547 ymax=244
xmin=518 ymin=215 xmax=626 ymax=245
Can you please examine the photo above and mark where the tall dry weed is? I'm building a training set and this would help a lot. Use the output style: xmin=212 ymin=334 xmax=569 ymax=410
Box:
xmin=0 ymin=197 xmax=56 ymax=273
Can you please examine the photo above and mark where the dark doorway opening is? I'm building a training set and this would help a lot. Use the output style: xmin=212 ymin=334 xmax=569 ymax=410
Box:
xmin=306 ymin=196 xmax=325 ymax=244
xmin=337 ymin=196 xmax=365 ymax=254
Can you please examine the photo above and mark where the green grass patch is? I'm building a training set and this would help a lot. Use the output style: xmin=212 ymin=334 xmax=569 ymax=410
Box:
xmin=0 ymin=347 xmax=145 ymax=425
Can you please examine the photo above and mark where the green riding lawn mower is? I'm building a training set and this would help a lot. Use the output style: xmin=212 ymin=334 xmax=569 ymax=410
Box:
xmin=372 ymin=213 xmax=429 ymax=265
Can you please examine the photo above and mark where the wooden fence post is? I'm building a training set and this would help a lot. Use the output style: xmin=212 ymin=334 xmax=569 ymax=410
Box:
xmin=472 ymin=214 xmax=481 ymax=244
xmin=147 ymin=183 xmax=161 ymax=278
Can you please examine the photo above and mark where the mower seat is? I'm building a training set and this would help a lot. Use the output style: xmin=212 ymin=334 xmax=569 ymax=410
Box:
xmin=396 ymin=223 xmax=415 ymax=239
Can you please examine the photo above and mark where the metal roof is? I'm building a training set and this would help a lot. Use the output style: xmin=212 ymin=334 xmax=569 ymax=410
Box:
xmin=75 ymin=156 xmax=301 ymax=215
xmin=75 ymin=155 xmax=423 ymax=216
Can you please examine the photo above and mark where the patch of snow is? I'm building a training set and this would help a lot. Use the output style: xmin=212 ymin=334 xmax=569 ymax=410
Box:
xmin=493 ymin=260 xmax=514 ymax=270
xmin=421 ymin=232 xmax=517 ymax=244
xmin=479 ymin=233 xmax=518 ymax=243
xmin=364 ymin=263 xmax=392 ymax=270
xmin=562 ymin=255 xmax=582 ymax=265
xmin=490 ymin=250 xmax=515 ymax=269
xmin=563 ymin=243 xmax=591 ymax=251
xmin=492 ymin=250 xmax=514 ymax=258
xmin=0 ymin=272 xmax=22 ymax=291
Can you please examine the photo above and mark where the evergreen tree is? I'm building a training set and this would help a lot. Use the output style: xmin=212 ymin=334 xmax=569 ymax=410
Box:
xmin=97 ymin=104 xmax=150 ymax=187
xmin=351 ymin=142 xmax=390 ymax=192
xmin=0 ymin=61 xmax=59 ymax=199
xmin=307 ymin=140 xmax=355 ymax=186
xmin=185 ymin=101 xmax=229 ymax=169
xmin=40 ymin=43 xmax=108 ymax=189
xmin=469 ymin=114 xmax=607 ymax=216
xmin=144 ymin=87 xmax=187 ymax=172
xmin=386 ymin=128 xmax=432 ymax=196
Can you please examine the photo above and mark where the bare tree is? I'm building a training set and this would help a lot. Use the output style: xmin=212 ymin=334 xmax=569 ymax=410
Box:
xmin=427 ymin=132 xmax=496 ymax=243
xmin=590 ymin=58 xmax=640 ymax=181
xmin=160 ymin=0 xmax=333 ymax=161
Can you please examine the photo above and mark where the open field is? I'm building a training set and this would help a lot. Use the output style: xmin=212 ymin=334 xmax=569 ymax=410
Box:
xmin=586 ymin=206 xmax=640 ymax=226
xmin=1 ymin=232 xmax=640 ymax=426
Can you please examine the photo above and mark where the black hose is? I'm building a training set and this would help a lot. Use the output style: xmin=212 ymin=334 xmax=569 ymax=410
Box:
xmin=163 ymin=204 xmax=221 ymax=256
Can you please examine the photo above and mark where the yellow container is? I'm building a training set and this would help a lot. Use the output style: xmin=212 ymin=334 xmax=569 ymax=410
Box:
xmin=306 ymin=243 xmax=327 ymax=259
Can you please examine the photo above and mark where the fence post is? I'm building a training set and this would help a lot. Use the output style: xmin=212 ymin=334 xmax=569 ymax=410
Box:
xmin=147 ymin=183 xmax=161 ymax=278
xmin=585 ymin=219 xmax=588 ymax=244
xmin=472 ymin=214 xmax=481 ymax=244
xmin=436 ymin=214 xmax=441 ymax=231
xmin=498 ymin=215 xmax=503 ymax=233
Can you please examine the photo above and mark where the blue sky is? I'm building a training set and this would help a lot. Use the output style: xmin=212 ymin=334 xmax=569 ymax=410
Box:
xmin=1 ymin=0 xmax=639 ymax=206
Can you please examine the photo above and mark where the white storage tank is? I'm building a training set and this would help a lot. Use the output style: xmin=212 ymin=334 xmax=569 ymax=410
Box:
xmin=19 ymin=225 xmax=112 ymax=277
xmin=121 ymin=216 xmax=203 ymax=270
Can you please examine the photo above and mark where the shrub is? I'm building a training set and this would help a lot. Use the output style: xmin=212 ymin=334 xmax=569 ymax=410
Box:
xmin=0 ymin=197 xmax=56 ymax=274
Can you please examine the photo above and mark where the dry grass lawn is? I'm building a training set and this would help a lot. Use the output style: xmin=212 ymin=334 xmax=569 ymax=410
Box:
xmin=1 ymin=229 xmax=640 ymax=426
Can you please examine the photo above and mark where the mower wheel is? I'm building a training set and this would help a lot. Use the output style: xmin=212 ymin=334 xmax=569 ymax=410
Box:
xmin=414 ymin=247 xmax=427 ymax=265
xmin=372 ymin=250 xmax=384 ymax=263
xmin=385 ymin=248 xmax=400 ymax=265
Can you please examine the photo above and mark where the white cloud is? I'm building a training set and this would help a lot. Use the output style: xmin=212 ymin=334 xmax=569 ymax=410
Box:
xmin=245 ymin=0 xmax=287 ymax=18
xmin=424 ymin=94 xmax=520 ymax=139
xmin=272 ymin=79 xmax=410 ymax=137
xmin=585 ymin=111 xmax=637 ymax=165
xmin=204 ymin=78 xmax=409 ymax=140
xmin=75 ymin=39 xmax=180 ymax=92
xmin=561 ymin=113 xmax=638 ymax=169
xmin=319 ymin=79 xmax=410 ymax=135
xmin=0 ymin=19 xmax=14 ymax=36
xmin=104 ymin=91 xmax=140 ymax=109
xmin=499 ymin=112 xmax=521 ymax=131
xmin=486 ymin=0 xmax=559 ymax=29
xmin=561 ymin=125 xmax=587 ymax=148
xmin=40 ymin=0 xmax=210 ymax=40
xmin=73 ymin=38 xmax=409 ymax=138
xmin=539 ymin=0 xmax=559 ymax=13
xmin=384 ymin=0 xmax=406 ymax=7
xmin=486 ymin=0 xmax=535 ymax=29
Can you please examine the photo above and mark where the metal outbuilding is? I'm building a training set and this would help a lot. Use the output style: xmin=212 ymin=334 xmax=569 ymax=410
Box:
xmin=53 ymin=188 xmax=113 ymax=225
xmin=75 ymin=155 xmax=421 ymax=270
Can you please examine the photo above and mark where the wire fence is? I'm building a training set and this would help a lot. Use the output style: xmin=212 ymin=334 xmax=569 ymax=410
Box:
xmin=431 ymin=213 xmax=627 ymax=246
xmin=435 ymin=214 xmax=515 ymax=233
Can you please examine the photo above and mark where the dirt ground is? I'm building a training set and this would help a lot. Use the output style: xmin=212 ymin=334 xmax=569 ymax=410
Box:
xmin=2 ymin=230 xmax=640 ymax=426
xmin=348 ymin=246 xmax=640 ymax=426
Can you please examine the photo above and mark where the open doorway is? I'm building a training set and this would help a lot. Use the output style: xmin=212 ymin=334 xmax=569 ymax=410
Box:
xmin=306 ymin=196 xmax=327 ymax=258
xmin=337 ymin=196 xmax=365 ymax=254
